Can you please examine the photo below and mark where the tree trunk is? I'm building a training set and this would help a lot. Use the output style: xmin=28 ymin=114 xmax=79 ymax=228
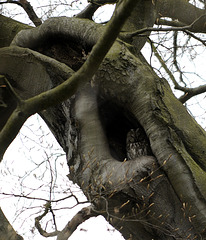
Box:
xmin=0 ymin=208 xmax=23 ymax=240
xmin=1 ymin=0 xmax=206 ymax=239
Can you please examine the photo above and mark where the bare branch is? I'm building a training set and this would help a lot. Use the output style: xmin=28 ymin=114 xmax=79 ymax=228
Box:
xmin=156 ymin=0 xmax=206 ymax=32
xmin=156 ymin=16 xmax=206 ymax=46
xmin=183 ymin=29 xmax=206 ymax=47
xmin=0 ymin=0 xmax=42 ymax=26
xmin=178 ymin=85 xmax=206 ymax=104
xmin=173 ymin=32 xmax=186 ymax=85
xmin=57 ymin=206 xmax=97 ymax=240
xmin=148 ymin=40 xmax=206 ymax=104
xmin=18 ymin=0 xmax=42 ymax=26
xmin=35 ymin=201 xmax=60 ymax=237
xmin=122 ymin=14 xmax=206 ymax=39
xmin=0 ymin=75 xmax=23 ymax=104
xmin=156 ymin=19 xmax=186 ymax=28
xmin=148 ymin=39 xmax=179 ymax=87
xmin=0 ymin=191 xmax=88 ymax=205
xmin=35 ymin=203 xmax=97 ymax=240
xmin=0 ymin=0 xmax=138 ymax=161
xmin=75 ymin=3 xmax=100 ymax=20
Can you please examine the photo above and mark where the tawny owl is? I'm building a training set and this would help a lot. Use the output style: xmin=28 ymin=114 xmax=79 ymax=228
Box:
xmin=126 ymin=128 xmax=150 ymax=160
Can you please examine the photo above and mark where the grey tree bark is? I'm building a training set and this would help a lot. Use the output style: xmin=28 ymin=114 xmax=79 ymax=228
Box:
xmin=1 ymin=0 xmax=206 ymax=239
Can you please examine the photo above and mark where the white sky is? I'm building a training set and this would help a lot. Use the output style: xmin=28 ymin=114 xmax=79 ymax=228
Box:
xmin=1 ymin=114 xmax=124 ymax=240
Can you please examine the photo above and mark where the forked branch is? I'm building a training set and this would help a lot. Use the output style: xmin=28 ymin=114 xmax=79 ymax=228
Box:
xmin=35 ymin=202 xmax=97 ymax=240
xmin=35 ymin=201 xmax=60 ymax=237
xmin=122 ymin=14 xmax=206 ymax=39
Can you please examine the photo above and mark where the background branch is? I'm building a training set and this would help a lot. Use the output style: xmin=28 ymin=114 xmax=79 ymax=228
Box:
xmin=75 ymin=3 xmax=100 ymax=20
xmin=57 ymin=206 xmax=97 ymax=240
xmin=155 ymin=19 xmax=186 ymax=28
xmin=178 ymin=85 xmax=206 ymax=103
xmin=123 ymin=14 xmax=206 ymax=39
xmin=156 ymin=0 xmax=206 ymax=32
xmin=0 ymin=0 xmax=42 ymax=26
xmin=148 ymin=39 xmax=206 ymax=104
xmin=35 ymin=201 xmax=60 ymax=237
xmin=148 ymin=39 xmax=178 ymax=87
xmin=35 ymin=202 xmax=98 ymax=240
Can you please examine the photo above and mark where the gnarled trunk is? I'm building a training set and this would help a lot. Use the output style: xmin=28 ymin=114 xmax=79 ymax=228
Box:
xmin=1 ymin=0 xmax=206 ymax=239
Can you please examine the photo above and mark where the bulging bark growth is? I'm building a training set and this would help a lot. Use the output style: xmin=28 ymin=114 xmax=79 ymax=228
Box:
xmin=1 ymin=0 xmax=206 ymax=239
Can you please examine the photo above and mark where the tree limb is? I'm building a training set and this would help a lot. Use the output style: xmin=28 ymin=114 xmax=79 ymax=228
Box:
xmin=156 ymin=0 xmax=206 ymax=33
xmin=35 ymin=201 xmax=60 ymax=237
xmin=178 ymin=84 xmax=206 ymax=103
xmin=0 ymin=14 xmax=32 ymax=48
xmin=18 ymin=0 xmax=42 ymax=26
xmin=155 ymin=18 xmax=186 ymax=28
xmin=75 ymin=3 xmax=100 ymax=20
xmin=0 ymin=0 xmax=138 ymax=159
xmin=122 ymin=14 xmax=206 ymax=39
xmin=1 ymin=75 xmax=23 ymax=104
xmin=173 ymin=32 xmax=185 ymax=84
xmin=56 ymin=206 xmax=97 ymax=240
xmin=147 ymin=40 xmax=206 ymax=103
xmin=0 ymin=0 xmax=42 ymax=26
xmin=34 ymin=201 xmax=98 ymax=240
xmin=0 ymin=207 xmax=23 ymax=240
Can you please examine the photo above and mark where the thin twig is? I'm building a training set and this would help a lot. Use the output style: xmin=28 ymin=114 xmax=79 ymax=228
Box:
xmin=0 ymin=75 xmax=23 ymax=105
xmin=122 ymin=14 xmax=206 ymax=38
xmin=148 ymin=40 xmax=206 ymax=104
xmin=0 ymin=191 xmax=88 ymax=204
xmin=147 ymin=39 xmax=178 ymax=87
xmin=173 ymin=32 xmax=186 ymax=85
xmin=184 ymin=29 xmax=206 ymax=47
xmin=155 ymin=19 xmax=186 ymax=28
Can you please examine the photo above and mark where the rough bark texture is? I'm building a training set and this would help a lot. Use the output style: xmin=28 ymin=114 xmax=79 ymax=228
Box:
xmin=156 ymin=0 xmax=206 ymax=32
xmin=0 ymin=14 xmax=32 ymax=48
xmin=1 ymin=0 xmax=206 ymax=239
xmin=0 ymin=208 xmax=23 ymax=240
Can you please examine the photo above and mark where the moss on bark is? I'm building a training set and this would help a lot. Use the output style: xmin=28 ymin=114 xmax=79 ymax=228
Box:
xmin=0 ymin=14 xmax=32 ymax=48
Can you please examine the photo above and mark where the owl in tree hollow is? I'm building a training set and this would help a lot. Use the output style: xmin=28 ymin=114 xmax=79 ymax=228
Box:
xmin=126 ymin=128 xmax=150 ymax=160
